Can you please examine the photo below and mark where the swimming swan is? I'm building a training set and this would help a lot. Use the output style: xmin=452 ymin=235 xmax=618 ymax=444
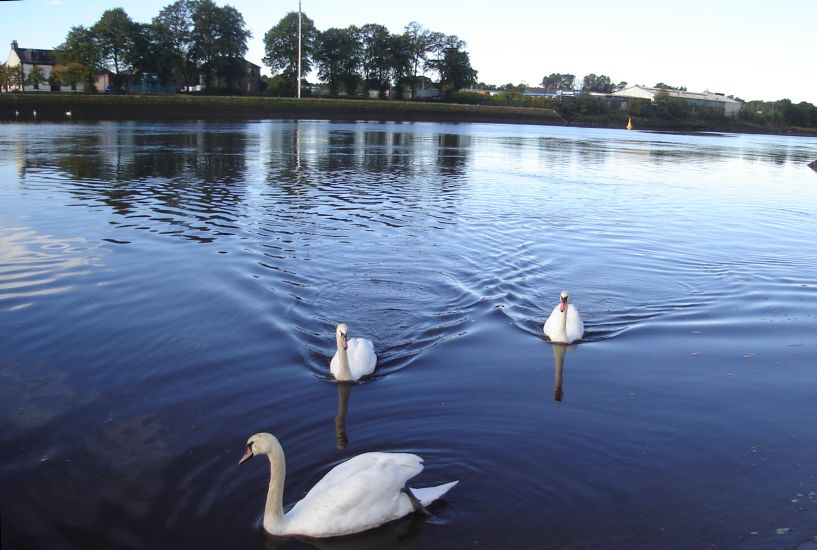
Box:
xmin=239 ymin=432 xmax=459 ymax=538
xmin=330 ymin=323 xmax=376 ymax=381
xmin=543 ymin=290 xmax=584 ymax=344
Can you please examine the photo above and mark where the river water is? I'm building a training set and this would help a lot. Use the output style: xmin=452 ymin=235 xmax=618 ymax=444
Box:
xmin=1 ymin=120 xmax=817 ymax=549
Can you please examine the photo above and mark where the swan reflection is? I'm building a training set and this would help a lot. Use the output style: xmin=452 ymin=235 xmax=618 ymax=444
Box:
xmin=550 ymin=343 xmax=579 ymax=403
xmin=335 ymin=383 xmax=351 ymax=449
xmin=263 ymin=511 xmax=423 ymax=550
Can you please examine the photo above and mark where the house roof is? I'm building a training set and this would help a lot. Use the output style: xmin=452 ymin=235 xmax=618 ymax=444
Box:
xmin=12 ymin=44 xmax=58 ymax=66
xmin=613 ymin=85 xmax=741 ymax=105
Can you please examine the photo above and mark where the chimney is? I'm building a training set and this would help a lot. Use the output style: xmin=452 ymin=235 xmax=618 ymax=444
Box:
xmin=11 ymin=40 xmax=18 ymax=50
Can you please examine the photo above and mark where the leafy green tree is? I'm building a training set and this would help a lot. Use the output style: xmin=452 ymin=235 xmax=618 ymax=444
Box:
xmin=655 ymin=82 xmax=686 ymax=91
xmin=541 ymin=73 xmax=575 ymax=91
xmin=55 ymin=25 xmax=101 ymax=89
xmin=263 ymin=11 xmax=317 ymax=95
xmin=51 ymin=62 xmax=91 ymax=89
xmin=582 ymin=74 xmax=614 ymax=93
xmin=403 ymin=21 xmax=434 ymax=98
xmin=427 ymin=34 xmax=477 ymax=94
xmin=153 ymin=0 xmax=198 ymax=88
xmin=653 ymin=89 xmax=686 ymax=119
xmin=191 ymin=0 xmax=251 ymax=91
xmin=0 ymin=64 xmax=22 ymax=92
xmin=387 ymin=33 xmax=413 ymax=98
xmin=315 ymin=26 xmax=361 ymax=96
xmin=92 ymin=8 xmax=138 ymax=78
xmin=359 ymin=23 xmax=392 ymax=95
xmin=25 ymin=65 xmax=48 ymax=89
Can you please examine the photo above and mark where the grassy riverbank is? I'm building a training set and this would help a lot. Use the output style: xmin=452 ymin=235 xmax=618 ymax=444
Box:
xmin=2 ymin=93 xmax=816 ymax=136
xmin=0 ymin=93 xmax=566 ymax=125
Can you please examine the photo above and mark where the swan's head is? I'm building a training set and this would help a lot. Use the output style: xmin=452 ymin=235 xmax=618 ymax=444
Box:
xmin=239 ymin=432 xmax=278 ymax=464
xmin=559 ymin=290 xmax=570 ymax=312
xmin=336 ymin=323 xmax=349 ymax=351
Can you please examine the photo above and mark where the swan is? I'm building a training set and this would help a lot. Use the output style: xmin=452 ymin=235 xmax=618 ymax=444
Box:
xmin=65 ymin=110 xmax=72 ymax=118
xmin=543 ymin=290 xmax=584 ymax=344
xmin=239 ymin=432 xmax=459 ymax=538
xmin=330 ymin=323 xmax=376 ymax=381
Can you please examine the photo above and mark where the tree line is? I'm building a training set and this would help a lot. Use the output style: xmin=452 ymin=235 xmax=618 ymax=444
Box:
xmin=1 ymin=0 xmax=477 ymax=97
xmin=263 ymin=16 xmax=477 ymax=98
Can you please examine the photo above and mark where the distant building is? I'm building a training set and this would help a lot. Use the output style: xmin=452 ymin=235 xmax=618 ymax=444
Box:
xmin=611 ymin=85 xmax=742 ymax=117
xmin=201 ymin=60 xmax=262 ymax=93
xmin=6 ymin=40 xmax=54 ymax=91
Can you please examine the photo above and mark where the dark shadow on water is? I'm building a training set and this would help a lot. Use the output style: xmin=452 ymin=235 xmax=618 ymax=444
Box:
xmin=262 ymin=508 xmax=432 ymax=550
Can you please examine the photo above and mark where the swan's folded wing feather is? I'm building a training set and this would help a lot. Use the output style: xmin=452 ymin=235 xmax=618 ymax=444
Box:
xmin=542 ymin=304 xmax=562 ymax=338
xmin=284 ymin=452 xmax=422 ymax=536
xmin=346 ymin=338 xmax=377 ymax=378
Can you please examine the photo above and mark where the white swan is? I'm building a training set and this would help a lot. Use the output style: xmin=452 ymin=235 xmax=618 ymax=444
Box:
xmin=239 ymin=432 xmax=459 ymax=538
xmin=330 ymin=323 xmax=376 ymax=381
xmin=543 ymin=290 xmax=584 ymax=344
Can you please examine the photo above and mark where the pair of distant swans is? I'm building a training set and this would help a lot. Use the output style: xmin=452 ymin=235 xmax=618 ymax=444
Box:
xmin=330 ymin=289 xmax=584 ymax=382
xmin=240 ymin=291 xmax=583 ymax=539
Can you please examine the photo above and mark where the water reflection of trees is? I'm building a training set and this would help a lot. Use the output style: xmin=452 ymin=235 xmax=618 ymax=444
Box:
xmin=262 ymin=123 xmax=470 ymax=223
xmin=40 ymin=123 xmax=249 ymax=242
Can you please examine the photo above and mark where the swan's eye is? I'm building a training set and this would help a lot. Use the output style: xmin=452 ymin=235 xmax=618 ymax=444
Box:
xmin=247 ymin=441 xmax=254 ymax=451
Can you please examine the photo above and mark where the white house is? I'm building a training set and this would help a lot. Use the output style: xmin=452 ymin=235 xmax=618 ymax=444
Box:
xmin=611 ymin=85 xmax=742 ymax=117
xmin=5 ymin=40 xmax=84 ymax=92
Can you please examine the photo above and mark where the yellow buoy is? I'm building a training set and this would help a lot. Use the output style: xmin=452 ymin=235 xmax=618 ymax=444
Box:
xmin=626 ymin=116 xmax=633 ymax=130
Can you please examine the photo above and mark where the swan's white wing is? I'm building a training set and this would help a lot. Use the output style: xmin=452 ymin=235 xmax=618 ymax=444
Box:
xmin=566 ymin=305 xmax=584 ymax=343
xmin=329 ymin=338 xmax=376 ymax=381
xmin=329 ymin=351 xmax=342 ymax=378
xmin=347 ymin=338 xmax=377 ymax=379
xmin=284 ymin=452 xmax=422 ymax=537
xmin=542 ymin=304 xmax=563 ymax=339
xmin=544 ymin=304 xmax=584 ymax=343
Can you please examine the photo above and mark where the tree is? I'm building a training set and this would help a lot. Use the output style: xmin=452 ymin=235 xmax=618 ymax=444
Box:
xmin=153 ymin=0 xmax=198 ymax=88
xmin=403 ymin=21 xmax=434 ymax=98
xmin=51 ymin=62 xmax=91 ymax=89
xmin=0 ymin=64 xmax=23 ymax=92
xmin=92 ymin=8 xmax=138 ymax=78
xmin=387 ymin=33 xmax=412 ymax=98
xmin=359 ymin=23 xmax=392 ymax=95
xmin=541 ymin=73 xmax=575 ymax=92
xmin=191 ymin=0 xmax=250 ymax=90
xmin=24 ymin=65 xmax=48 ymax=90
xmin=655 ymin=82 xmax=687 ymax=91
xmin=315 ymin=26 xmax=361 ymax=96
xmin=427 ymin=34 xmax=477 ymax=94
xmin=582 ymin=74 xmax=614 ymax=93
xmin=55 ymin=25 xmax=100 ymax=89
xmin=263 ymin=11 xmax=317 ymax=95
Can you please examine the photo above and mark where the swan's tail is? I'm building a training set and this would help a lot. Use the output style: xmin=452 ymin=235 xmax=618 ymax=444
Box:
xmin=411 ymin=480 xmax=459 ymax=507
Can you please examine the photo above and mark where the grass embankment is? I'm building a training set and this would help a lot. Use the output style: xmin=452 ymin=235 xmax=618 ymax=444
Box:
xmin=0 ymin=93 xmax=566 ymax=125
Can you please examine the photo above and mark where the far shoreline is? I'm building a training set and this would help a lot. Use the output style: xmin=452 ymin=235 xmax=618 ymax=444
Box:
xmin=2 ymin=93 xmax=816 ymax=137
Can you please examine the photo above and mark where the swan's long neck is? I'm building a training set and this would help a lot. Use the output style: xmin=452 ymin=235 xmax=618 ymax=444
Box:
xmin=262 ymin=439 xmax=286 ymax=534
xmin=556 ymin=303 xmax=569 ymax=342
xmin=336 ymin=343 xmax=352 ymax=381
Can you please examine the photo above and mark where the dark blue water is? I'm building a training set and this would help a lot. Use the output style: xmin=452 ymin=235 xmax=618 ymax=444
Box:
xmin=1 ymin=120 xmax=817 ymax=549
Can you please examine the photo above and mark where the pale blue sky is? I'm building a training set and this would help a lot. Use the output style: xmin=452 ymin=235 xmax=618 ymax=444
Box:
xmin=3 ymin=0 xmax=815 ymax=104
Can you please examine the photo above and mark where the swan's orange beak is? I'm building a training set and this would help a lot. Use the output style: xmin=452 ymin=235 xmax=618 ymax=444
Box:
xmin=342 ymin=333 xmax=348 ymax=350
xmin=239 ymin=444 xmax=254 ymax=465
xmin=560 ymin=297 xmax=567 ymax=312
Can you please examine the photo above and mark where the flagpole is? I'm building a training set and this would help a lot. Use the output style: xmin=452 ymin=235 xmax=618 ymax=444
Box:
xmin=297 ymin=0 xmax=302 ymax=99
